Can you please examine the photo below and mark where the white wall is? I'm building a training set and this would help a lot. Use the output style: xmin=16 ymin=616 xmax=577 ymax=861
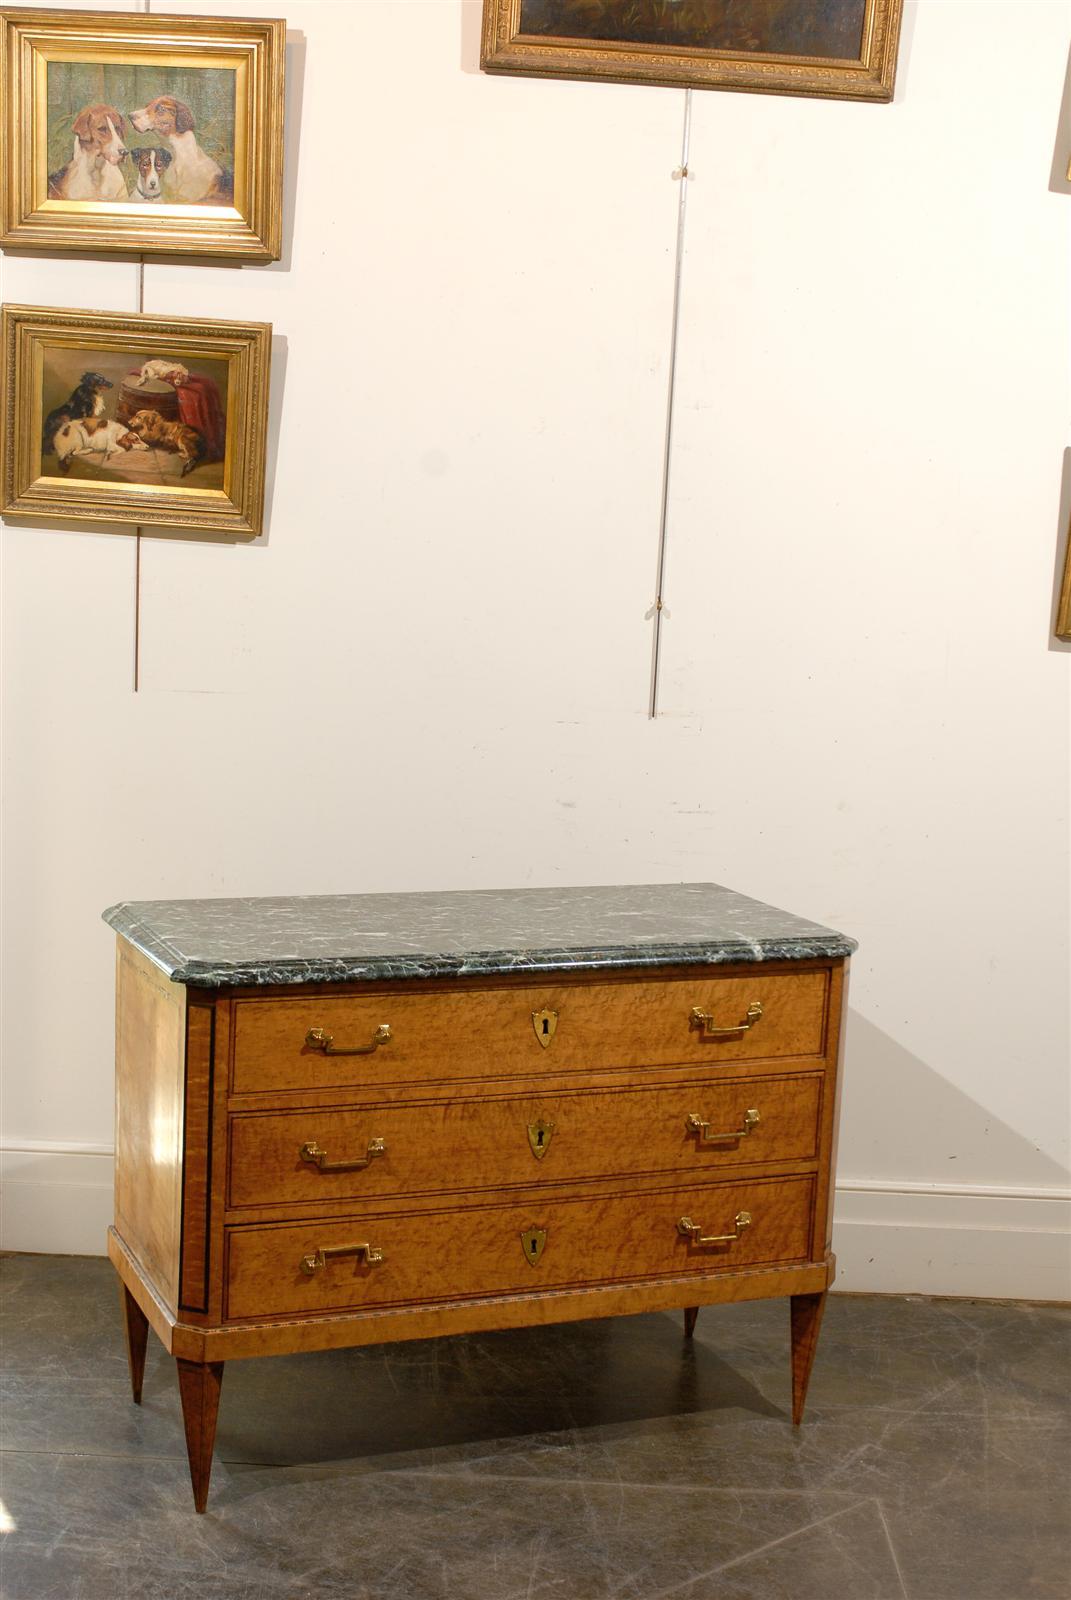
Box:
xmin=2 ymin=0 xmax=1069 ymax=1300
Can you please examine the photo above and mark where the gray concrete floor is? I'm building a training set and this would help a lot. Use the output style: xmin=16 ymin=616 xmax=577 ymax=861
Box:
xmin=1 ymin=1255 xmax=1068 ymax=1599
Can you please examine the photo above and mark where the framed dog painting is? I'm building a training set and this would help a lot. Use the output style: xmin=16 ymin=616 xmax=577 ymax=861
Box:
xmin=1 ymin=304 xmax=271 ymax=536
xmin=0 ymin=8 xmax=284 ymax=260
xmin=482 ymin=0 xmax=903 ymax=100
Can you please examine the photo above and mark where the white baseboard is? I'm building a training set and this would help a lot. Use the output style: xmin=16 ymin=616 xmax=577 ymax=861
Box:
xmin=832 ymin=1179 xmax=1071 ymax=1302
xmin=2 ymin=1145 xmax=1069 ymax=1303
xmin=0 ymin=1143 xmax=114 ymax=1258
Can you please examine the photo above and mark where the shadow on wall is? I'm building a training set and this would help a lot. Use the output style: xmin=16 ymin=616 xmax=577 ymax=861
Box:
xmin=459 ymin=0 xmax=482 ymax=74
xmin=1051 ymin=446 xmax=1071 ymax=652
xmin=1048 ymin=33 xmax=1071 ymax=194
xmin=839 ymin=1012 xmax=1070 ymax=1188
xmin=258 ymin=30 xmax=306 ymax=275
xmin=258 ymin=334 xmax=289 ymax=545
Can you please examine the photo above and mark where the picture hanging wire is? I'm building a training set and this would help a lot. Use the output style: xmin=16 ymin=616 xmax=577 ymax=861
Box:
xmin=133 ymin=253 xmax=144 ymax=692
xmin=133 ymin=0 xmax=149 ymax=693
xmin=648 ymin=88 xmax=692 ymax=720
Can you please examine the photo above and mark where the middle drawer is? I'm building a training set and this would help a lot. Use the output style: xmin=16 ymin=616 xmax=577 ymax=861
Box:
xmin=227 ymin=1072 xmax=822 ymax=1209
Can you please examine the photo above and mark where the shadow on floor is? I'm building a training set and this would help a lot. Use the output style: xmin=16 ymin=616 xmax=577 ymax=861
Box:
xmin=1 ymin=1254 xmax=1069 ymax=1600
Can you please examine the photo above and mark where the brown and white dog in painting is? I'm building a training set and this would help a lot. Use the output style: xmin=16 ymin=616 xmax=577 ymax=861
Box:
xmin=128 ymin=408 xmax=206 ymax=476
xmin=129 ymin=97 xmax=233 ymax=204
xmin=47 ymin=105 xmax=129 ymax=200
xmin=129 ymin=146 xmax=173 ymax=201
xmin=52 ymin=417 xmax=148 ymax=472
xmin=136 ymin=359 xmax=189 ymax=388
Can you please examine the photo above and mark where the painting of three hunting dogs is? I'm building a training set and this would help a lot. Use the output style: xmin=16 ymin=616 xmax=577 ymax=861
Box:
xmin=46 ymin=61 xmax=235 ymax=206
xmin=40 ymin=347 xmax=230 ymax=490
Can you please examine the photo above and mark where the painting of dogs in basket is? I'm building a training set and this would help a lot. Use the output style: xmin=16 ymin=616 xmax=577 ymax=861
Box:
xmin=40 ymin=345 xmax=229 ymax=490
xmin=45 ymin=60 xmax=236 ymax=207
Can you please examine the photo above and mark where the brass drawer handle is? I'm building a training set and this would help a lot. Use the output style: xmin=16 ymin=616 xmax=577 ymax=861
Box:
xmin=686 ymin=1109 xmax=760 ymax=1144
xmin=299 ymin=1138 xmax=386 ymax=1173
xmin=690 ymin=1001 xmax=763 ymax=1038
xmin=677 ymin=1211 xmax=752 ymax=1246
xmin=305 ymin=1023 xmax=391 ymax=1056
xmin=300 ymin=1242 xmax=384 ymax=1275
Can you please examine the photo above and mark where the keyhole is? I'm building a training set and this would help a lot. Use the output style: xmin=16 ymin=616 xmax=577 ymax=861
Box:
xmin=536 ymin=1130 xmax=544 ymax=1147
xmin=542 ymin=1018 xmax=549 ymax=1036
xmin=530 ymin=1238 xmax=538 ymax=1254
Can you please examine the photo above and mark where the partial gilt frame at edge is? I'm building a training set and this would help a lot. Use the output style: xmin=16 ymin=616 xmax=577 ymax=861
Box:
xmin=481 ymin=0 xmax=903 ymax=101
xmin=0 ymin=7 xmax=285 ymax=261
xmin=1 ymin=303 xmax=272 ymax=538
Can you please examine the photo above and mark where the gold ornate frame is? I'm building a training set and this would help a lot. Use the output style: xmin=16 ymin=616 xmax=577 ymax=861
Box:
xmin=0 ymin=8 xmax=284 ymax=260
xmin=1 ymin=303 xmax=272 ymax=537
xmin=481 ymin=0 xmax=903 ymax=101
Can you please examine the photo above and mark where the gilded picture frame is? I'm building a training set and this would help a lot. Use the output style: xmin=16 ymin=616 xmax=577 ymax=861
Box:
xmin=1 ymin=303 xmax=272 ymax=537
xmin=481 ymin=0 xmax=904 ymax=101
xmin=0 ymin=8 xmax=285 ymax=261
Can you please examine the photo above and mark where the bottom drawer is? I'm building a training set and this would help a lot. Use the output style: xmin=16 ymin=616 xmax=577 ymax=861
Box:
xmin=224 ymin=1175 xmax=815 ymax=1320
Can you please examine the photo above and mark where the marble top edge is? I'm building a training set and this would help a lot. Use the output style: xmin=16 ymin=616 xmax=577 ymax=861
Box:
xmin=102 ymin=884 xmax=856 ymax=988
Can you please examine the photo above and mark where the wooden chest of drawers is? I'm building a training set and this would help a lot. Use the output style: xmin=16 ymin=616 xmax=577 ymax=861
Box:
xmin=104 ymin=884 xmax=854 ymax=1511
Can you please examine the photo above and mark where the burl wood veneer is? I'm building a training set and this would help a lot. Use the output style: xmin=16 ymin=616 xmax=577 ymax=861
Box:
xmin=104 ymin=883 xmax=854 ymax=1511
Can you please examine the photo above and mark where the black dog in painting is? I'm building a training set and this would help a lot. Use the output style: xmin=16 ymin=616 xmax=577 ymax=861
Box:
xmin=43 ymin=372 xmax=114 ymax=455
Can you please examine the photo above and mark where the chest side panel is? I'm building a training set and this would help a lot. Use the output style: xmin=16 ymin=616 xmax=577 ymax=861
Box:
xmin=114 ymin=941 xmax=186 ymax=1311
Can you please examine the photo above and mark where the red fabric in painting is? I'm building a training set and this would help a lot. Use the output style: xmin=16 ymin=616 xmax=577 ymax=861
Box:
xmin=176 ymin=376 xmax=227 ymax=462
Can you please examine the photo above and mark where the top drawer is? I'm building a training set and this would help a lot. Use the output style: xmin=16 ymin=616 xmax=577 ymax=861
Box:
xmin=229 ymin=969 xmax=830 ymax=1095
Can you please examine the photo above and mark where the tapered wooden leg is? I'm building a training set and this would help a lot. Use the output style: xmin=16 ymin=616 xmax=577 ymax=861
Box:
xmin=790 ymin=1291 xmax=827 ymax=1425
xmin=119 ymin=1283 xmax=149 ymax=1405
xmin=176 ymin=1359 xmax=224 ymax=1513
xmin=683 ymin=1306 xmax=699 ymax=1339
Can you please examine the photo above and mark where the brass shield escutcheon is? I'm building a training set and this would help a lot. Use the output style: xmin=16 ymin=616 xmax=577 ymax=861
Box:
xmin=520 ymin=1227 xmax=547 ymax=1266
xmin=532 ymin=1008 xmax=558 ymax=1048
xmin=526 ymin=1117 xmax=555 ymax=1160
